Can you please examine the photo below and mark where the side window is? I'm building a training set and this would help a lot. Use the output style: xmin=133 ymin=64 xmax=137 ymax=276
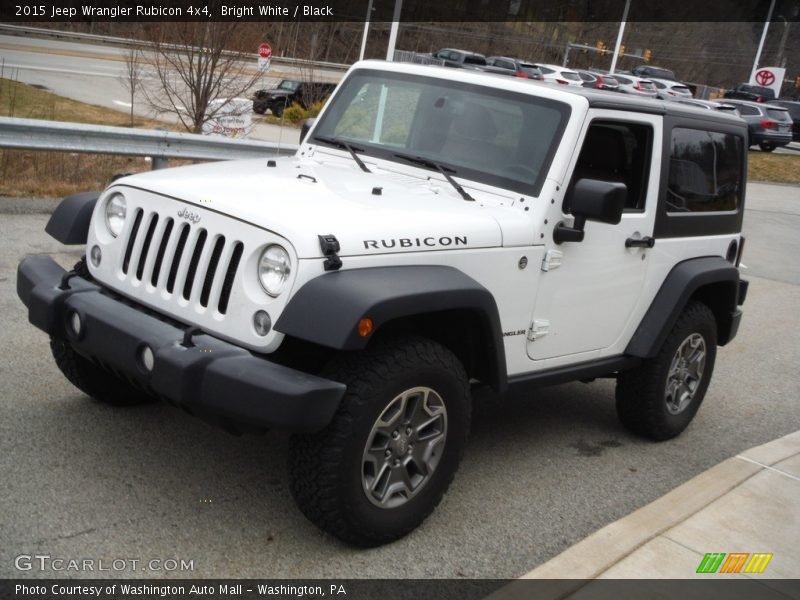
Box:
xmin=667 ymin=128 xmax=742 ymax=213
xmin=736 ymin=104 xmax=759 ymax=116
xmin=565 ymin=121 xmax=653 ymax=213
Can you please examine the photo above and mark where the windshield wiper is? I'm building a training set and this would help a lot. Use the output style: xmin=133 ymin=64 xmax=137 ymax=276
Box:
xmin=392 ymin=152 xmax=474 ymax=202
xmin=313 ymin=136 xmax=371 ymax=173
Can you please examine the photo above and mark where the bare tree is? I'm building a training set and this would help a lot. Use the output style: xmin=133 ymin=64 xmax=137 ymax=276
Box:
xmin=120 ymin=47 xmax=142 ymax=127
xmin=142 ymin=22 xmax=262 ymax=133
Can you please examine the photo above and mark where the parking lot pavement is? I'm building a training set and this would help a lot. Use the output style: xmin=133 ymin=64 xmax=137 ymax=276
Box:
xmin=1 ymin=182 xmax=799 ymax=579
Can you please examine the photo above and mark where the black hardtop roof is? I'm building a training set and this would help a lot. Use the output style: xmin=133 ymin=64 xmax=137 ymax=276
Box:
xmin=552 ymin=85 xmax=743 ymax=125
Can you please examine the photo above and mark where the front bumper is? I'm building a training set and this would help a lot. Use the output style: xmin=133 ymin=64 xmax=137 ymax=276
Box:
xmin=17 ymin=255 xmax=346 ymax=433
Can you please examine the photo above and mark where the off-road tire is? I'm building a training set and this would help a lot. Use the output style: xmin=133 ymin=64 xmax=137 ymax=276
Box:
xmin=271 ymin=102 xmax=285 ymax=118
xmin=616 ymin=301 xmax=717 ymax=441
xmin=50 ymin=256 xmax=154 ymax=407
xmin=288 ymin=336 xmax=471 ymax=547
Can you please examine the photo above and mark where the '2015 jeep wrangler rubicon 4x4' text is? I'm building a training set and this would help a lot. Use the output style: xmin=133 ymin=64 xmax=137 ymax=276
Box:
xmin=18 ymin=61 xmax=748 ymax=547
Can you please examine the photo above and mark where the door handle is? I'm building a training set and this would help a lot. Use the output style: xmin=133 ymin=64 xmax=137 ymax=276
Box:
xmin=625 ymin=236 xmax=655 ymax=248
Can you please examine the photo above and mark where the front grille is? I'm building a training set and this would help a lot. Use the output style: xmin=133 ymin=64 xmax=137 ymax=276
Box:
xmin=118 ymin=209 xmax=244 ymax=316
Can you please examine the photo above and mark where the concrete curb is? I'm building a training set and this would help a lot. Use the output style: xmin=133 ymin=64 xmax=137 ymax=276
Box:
xmin=489 ymin=431 xmax=800 ymax=598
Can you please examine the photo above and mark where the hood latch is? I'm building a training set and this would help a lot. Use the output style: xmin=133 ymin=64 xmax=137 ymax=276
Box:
xmin=318 ymin=234 xmax=343 ymax=271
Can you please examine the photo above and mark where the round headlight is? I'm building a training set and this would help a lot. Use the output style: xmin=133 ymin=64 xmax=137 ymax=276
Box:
xmin=105 ymin=194 xmax=127 ymax=237
xmin=258 ymin=245 xmax=291 ymax=297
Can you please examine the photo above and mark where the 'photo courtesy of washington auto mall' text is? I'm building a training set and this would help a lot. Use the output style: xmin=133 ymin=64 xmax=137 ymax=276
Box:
xmin=1 ymin=0 xmax=799 ymax=598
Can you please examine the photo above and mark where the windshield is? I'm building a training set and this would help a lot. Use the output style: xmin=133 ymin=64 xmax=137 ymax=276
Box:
xmin=311 ymin=69 xmax=571 ymax=196
xmin=278 ymin=80 xmax=301 ymax=91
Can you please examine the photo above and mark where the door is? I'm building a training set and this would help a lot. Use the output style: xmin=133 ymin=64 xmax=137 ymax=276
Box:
xmin=528 ymin=112 xmax=661 ymax=361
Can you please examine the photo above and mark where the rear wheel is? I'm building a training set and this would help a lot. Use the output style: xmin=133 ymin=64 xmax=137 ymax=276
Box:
xmin=759 ymin=142 xmax=776 ymax=152
xmin=288 ymin=336 xmax=471 ymax=547
xmin=616 ymin=302 xmax=717 ymax=441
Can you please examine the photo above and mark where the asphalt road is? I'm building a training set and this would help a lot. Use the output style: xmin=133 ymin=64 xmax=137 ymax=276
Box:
xmin=0 ymin=182 xmax=798 ymax=579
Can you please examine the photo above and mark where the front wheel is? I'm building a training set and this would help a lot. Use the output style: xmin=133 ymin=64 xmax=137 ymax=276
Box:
xmin=616 ymin=301 xmax=717 ymax=441
xmin=50 ymin=338 xmax=155 ymax=407
xmin=288 ymin=336 xmax=471 ymax=547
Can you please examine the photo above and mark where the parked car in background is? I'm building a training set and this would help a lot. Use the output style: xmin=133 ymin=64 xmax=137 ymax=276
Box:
xmin=486 ymin=56 xmax=544 ymax=79
xmin=768 ymin=100 xmax=800 ymax=141
xmin=723 ymin=99 xmax=793 ymax=151
xmin=253 ymin=80 xmax=337 ymax=117
xmin=650 ymin=78 xmax=693 ymax=100
xmin=535 ymin=64 xmax=583 ymax=86
xmin=613 ymin=74 xmax=658 ymax=98
xmin=631 ymin=65 xmax=677 ymax=81
xmin=723 ymin=84 xmax=776 ymax=103
xmin=432 ymin=48 xmax=487 ymax=69
xmin=675 ymin=99 xmax=740 ymax=115
xmin=576 ymin=70 xmax=620 ymax=91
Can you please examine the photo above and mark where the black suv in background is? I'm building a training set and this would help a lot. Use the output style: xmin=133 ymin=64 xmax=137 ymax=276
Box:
xmin=253 ymin=80 xmax=337 ymax=117
xmin=631 ymin=65 xmax=676 ymax=80
xmin=723 ymin=84 xmax=776 ymax=103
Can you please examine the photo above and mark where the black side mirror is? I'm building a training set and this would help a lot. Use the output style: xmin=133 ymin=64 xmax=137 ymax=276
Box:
xmin=300 ymin=118 xmax=316 ymax=144
xmin=554 ymin=179 xmax=627 ymax=244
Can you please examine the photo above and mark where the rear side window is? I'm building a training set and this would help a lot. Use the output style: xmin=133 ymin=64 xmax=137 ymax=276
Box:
xmin=667 ymin=128 xmax=743 ymax=213
xmin=562 ymin=72 xmax=581 ymax=81
xmin=615 ymin=76 xmax=631 ymax=84
xmin=767 ymin=108 xmax=792 ymax=122
xmin=736 ymin=104 xmax=759 ymax=116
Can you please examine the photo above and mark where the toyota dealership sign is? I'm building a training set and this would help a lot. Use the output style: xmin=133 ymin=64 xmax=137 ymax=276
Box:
xmin=749 ymin=67 xmax=786 ymax=97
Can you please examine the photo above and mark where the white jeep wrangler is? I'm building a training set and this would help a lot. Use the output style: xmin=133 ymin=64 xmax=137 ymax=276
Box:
xmin=18 ymin=61 xmax=748 ymax=546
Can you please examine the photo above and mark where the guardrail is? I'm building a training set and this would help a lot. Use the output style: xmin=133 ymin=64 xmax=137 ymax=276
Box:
xmin=0 ymin=116 xmax=298 ymax=168
xmin=0 ymin=23 xmax=350 ymax=74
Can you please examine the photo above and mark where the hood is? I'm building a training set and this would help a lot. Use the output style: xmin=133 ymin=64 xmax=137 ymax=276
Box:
xmin=114 ymin=156 xmax=506 ymax=259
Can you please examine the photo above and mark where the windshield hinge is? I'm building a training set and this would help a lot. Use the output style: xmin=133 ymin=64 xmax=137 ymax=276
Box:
xmin=541 ymin=249 xmax=564 ymax=272
xmin=528 ymin=319 xmax=550 ymax=342
xmin=318 ymin=234 xmax=342 ymax=271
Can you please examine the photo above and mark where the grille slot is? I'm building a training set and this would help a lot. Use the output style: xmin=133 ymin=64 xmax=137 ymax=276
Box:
xmin=182 ymin=229 xmax=208 ymax=301
xmin=166 ymin=223 xmax=190 ymax=294
xmin=121 ymin=209 xmax=143 ymax=274
xmin=218 ymin=242 xmax=244 ymax=315
xmin=200 ymin=236 xmax=226 ymax=308
xmin=135 ymin=213 xmax=159 ymax=281
xmin=151 ymin=218 xmax=174 ymax=287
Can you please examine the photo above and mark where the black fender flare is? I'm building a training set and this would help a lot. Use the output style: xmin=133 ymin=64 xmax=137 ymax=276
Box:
xmin=275 ymin=265 xmax=507 ymax=391
xmin=44 ymin=192 xmax=101 ymax=245
xmin=626 ymin=256 xmax=743 ymax=358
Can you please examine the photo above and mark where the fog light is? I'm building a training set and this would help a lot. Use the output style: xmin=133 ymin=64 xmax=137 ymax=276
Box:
xmin=68 ymin=311 xmax=82 ymax=337
xmin=90 ymin=245 xmax=102 ymax=267
xmin=253 ymin=310 xmax=272 ymax=336
xmin=139 ymin=345 xmax=154 ymax=372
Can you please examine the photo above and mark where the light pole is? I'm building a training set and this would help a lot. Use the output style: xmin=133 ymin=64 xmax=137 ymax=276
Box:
xmin=386 ymin=0 xmax=403 ymax=61
xmin=751 ymin=0 xmax=776 ymax=79
xmin=358 ymin=0 xmax=374 ymax=62
xmin=609 ymin=0 xmax=631 ymax=75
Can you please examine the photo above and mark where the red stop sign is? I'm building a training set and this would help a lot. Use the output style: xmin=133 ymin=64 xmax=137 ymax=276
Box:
xmin=258 ymin=43 xmax=272 ymax=59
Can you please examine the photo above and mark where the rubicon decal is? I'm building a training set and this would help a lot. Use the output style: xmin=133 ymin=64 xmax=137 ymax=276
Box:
xmin=363 ymin=236 xmax=468 ymax=250
xmin=696 ymin=552 xmax=773 ymax=574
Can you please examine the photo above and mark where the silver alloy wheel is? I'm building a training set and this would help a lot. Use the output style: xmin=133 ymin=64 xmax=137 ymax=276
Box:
xmin=664 ymin=333 xmax=707 ymax=415
xmin=362 ymin=386 xmax=448 ymax=509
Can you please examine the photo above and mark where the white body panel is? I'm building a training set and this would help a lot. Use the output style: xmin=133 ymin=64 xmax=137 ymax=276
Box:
xmin=83 ymin=60 xmax=743 ymax=380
